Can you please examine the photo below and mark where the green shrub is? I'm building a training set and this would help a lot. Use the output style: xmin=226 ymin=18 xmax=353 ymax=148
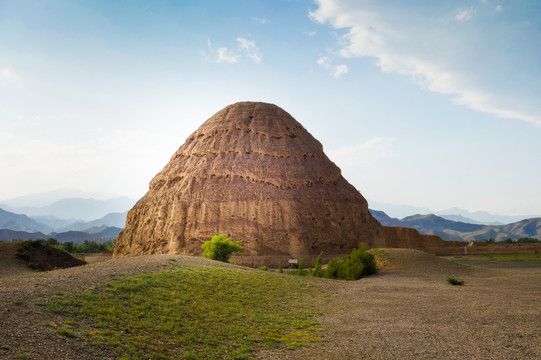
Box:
xmin=312 ymin=252 xmax=324 ymax=278
xmin=257 ymin=266 xmax=268 ymax=271
xmin=325 ymin=257 xmax=343 ymax=279
xmin=278 ymin=265 xmax=283 ymax=273
xmin=201 ymin=234 xmax=244 ymax=263
xmin=446 ymin=276 xmax=464 ymax=286
xmin=324 ymin=245 xmax=377 ymax=280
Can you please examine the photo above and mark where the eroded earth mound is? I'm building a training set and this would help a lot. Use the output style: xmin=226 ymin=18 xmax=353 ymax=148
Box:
xmin=115 ymin=102 xmax=385 ymax=258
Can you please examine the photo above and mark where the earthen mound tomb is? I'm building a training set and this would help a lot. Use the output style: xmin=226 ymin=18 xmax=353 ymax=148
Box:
xmin=114 ymin=102 xmax=385 ymax=258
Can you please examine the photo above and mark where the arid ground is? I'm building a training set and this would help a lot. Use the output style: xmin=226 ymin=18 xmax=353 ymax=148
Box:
xmin=1 ymin=245 xmax=540 ymax=359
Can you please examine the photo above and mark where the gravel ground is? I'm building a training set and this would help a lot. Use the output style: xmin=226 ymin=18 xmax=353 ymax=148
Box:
xmin=1 ymin=248 xmax=540 ymax=360
xmin=257 ymin=249 xmax=541 ymax=360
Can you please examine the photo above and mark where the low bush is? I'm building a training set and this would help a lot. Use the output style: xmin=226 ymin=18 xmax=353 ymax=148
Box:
xmin=289 ymin=246 xmax=379 ymax=280
xmin=446 ymin=276 xmax=464 ymax=286
xmin=324 ymin=245 xmax=377 ymax=280
xmin=201 ymin=234 xmax=244 ymax=263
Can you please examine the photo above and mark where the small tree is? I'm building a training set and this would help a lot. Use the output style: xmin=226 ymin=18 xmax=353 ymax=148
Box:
xmin=201 ymin=234 xmax=244 ymax=262
xmin=312 ymin=252 xmax=324 ymax=278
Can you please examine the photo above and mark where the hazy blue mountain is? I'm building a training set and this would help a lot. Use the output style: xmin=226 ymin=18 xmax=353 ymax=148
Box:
xmin=435 ymin=207 xmax=536 ymax=225
xmin=0 ymin=229 xmax=47 ymax=241
xmin=368 ymin=200 xmax=539 ymax=225
xmin=0 ymin=188 xmax=122 ymax=208
xmin=29 ymin=215 xmax=80 ymax=230
xmin=438 ymin=214 xmax=500 ymax=225
xmin=53 ymin=212 xmax=128 ymax=232
xmin=4 ymin=197 xmax=136 ymax=221
xmin=367 ymin=200 xmax=432 ymax=219
xmin=50 ymin=227 xmax=123 ymax=243
xmin=370 ymin=209 xmax=541 ymax=242
xmin=0 ymin=226 xmax=122 ymax=243
xmin=0 ymin=208 xmax=52 ymax=233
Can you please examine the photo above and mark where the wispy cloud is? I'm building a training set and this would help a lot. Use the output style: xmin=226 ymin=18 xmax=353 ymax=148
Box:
xmin=252 ymin=17 xmax=269 ymax=25
xmin=332 ymin=64 xmax=348 ymax=77
xmin=495 ymin=5 xmax=503 ymax=13
xmin=317 ymin=56 xmax=348 ymax=78
xmin=213 ymin=38 xmax=262 ymax=64
xmin=449 ymin=7 xmax=476 ymax=22
xmin=1 ymin=67 xmax=18 ymax=82
xmin=310 ymin=0 xmax=541 ymax=127
xmin=237 ymin=37 xmax=262 ymax=63
xmin=216 ymin=47 xmax=241 ymax=63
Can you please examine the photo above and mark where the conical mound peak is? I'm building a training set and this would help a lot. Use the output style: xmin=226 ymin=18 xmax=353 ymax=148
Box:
xmin=114 ymin=102 xmax=384 ymax=258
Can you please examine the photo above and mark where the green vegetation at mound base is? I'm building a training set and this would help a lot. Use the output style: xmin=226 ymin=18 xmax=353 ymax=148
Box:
xmin=49 ymin=266 xmax=323 ymax=359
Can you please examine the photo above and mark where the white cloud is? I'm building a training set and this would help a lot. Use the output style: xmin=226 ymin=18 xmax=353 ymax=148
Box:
xmin=495 ymin=5 xmax=503 ymax=13
xmin=237 ymin=37 xmax=262 ymax=63
xmin=328 ymin=137 xmax=395 ymax=168
xmin=214 ymin=38 xmax=261 ymax=64
xmin=317 ymin=56 xmax=348 ymax=78
xmin=451 ymin=7 xmax=476 ymax=22
xmin=317 ymin=56 xmax=331 ymax=68
xmin=310 ymin=0 xmax=541 ymax=127
xmin=332 ymin=64 xmax=348 ymax=77
xmin=216 ymin=47 xmax=241 ymax=63
xmin=304 ymin=30 xmax=317 ymax=36
xmin=1 ymin=67 xmax=18 ymax=82
xmin=252 ymin=17 xmax=269 ymax=24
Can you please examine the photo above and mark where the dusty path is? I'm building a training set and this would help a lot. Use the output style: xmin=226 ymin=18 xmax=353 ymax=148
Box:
xmin=1 ymin=248 xmax=540 ymax=359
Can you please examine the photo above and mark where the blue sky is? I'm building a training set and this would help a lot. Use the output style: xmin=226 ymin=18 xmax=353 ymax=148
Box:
xmin=1 ymin=0 xmax=540 ymax=216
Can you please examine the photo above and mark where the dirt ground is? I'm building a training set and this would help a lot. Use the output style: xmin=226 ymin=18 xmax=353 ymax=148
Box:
xmin=1 ymin=246 xmax=540 ymax=360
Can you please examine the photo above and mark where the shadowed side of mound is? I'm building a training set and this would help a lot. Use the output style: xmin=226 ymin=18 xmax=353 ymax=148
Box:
xmin=379 ymin=248 xmax=490 ymax=277
xmin=0 ymin=241 xmax=33 ymax=276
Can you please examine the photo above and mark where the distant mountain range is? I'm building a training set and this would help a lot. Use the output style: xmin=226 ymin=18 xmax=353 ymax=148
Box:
xmin=370 ymin=210 xmax=541 ymax=242
xmin=0 ymin=197 xmax=136 ymax=222
xmin=0 ymin=188 xmax=125 ymax=208
xmin=0 ymin=208 xmax=53 ymax=233
xmin=1 ymin=189 xmax=539 ymax=244
xmin=368 ymin=200 xmax=540 ymax=225
xmin=0 ymin=190 xmax=132 ymax=243
xmin=0 ymin=227 xmax=123 ymax=243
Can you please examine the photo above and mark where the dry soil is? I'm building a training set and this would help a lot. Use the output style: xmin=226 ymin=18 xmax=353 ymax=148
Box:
xmin=1 ymin=246 xmax=540 ymax=360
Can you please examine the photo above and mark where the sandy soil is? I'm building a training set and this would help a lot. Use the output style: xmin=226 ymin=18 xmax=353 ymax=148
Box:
xmin=1 ymin=247 xmax=540 ymax=360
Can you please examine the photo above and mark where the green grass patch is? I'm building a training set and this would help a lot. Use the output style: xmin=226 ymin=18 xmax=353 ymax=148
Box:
xmin=62 ymin=320 xmax=79 ymax=326
xmin=464 ymin=253 xmax=541 ymax=263
xmin=56 ymin=327 xmax=77 ymax=338
xmin=50 ymin=266 xmax=322 ymax=359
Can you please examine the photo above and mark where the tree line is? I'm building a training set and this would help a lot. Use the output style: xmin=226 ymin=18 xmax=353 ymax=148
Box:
xmin=42 ymin=237 xmax=115 ymax=253
xmin=479 ymin=237 xmax=539 ymax=244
